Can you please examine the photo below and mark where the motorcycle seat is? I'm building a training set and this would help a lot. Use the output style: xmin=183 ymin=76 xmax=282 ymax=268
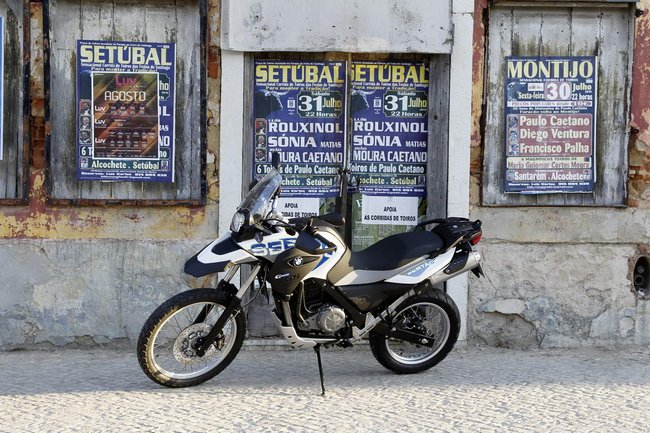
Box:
xmin=350 ymin=231 xmax=444 ymax=271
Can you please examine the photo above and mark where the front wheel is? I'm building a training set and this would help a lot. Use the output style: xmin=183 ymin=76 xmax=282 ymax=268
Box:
xmin=137 ymin=288 xmax=246 ymax=388
xmin=369 ymin=289 xmax=460 ymax=374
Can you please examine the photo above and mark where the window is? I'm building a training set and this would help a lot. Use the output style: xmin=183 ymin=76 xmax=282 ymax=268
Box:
xmin=44 ymin=0 xmax=205 ymax=205
xmin=483 ymin=4 xmax=633 ymax=206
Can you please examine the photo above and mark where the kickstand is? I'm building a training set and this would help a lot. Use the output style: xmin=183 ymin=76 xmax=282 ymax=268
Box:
xmin=314 ymin=344 xmax=326 ymax=396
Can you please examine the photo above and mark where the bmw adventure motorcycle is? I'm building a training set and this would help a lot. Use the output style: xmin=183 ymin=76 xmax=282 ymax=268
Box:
xmin=137 ymin=155 xmax=483 ymax=393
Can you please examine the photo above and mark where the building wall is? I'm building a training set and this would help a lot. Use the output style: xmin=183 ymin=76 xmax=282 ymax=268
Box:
xmin=4 ymin=0 xmax=649 ymax=350
xmin=0 ymin=0 xmax=474 ymax=349
xmin=468 ymin=0 xmax=650 ymax=348
xmin=0 ymin=0 xmax=223 ymax=349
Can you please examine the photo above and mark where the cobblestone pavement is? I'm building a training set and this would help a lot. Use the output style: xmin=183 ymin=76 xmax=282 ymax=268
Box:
xmin=1 ymin=345 xmax=650 ymax=432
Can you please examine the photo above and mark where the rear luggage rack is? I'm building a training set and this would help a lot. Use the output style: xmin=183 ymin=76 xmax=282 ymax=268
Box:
xmin=413 ymin=217 xmax=482 ymax=250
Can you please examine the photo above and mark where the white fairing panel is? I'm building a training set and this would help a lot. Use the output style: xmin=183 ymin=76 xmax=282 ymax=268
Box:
xmin=237 ymin=230 xmax=299 ymax=262
xmin=334 ymin=257 xmax=430 ymax=286
xmin=197 ymin=232 xmax=257 ymax=265
xmin=384 ymin=248 xmax=456 ymax=284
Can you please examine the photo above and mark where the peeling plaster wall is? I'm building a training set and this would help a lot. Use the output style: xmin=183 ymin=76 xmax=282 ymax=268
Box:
xmin=0 ymin=239 xmax=214 ymax=349
xmin=470 ymin=242 xmax=639 ymax=348
xmin=630 ymin=0 xmax=650 ymax=206
xmin=0 ymin=1 xmax=224 ymax=349
xmin=469 ymin=0 xmax=650 ymax=348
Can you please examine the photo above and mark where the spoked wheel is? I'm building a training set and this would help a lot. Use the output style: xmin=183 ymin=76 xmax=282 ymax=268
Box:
xmin=369 ymin=289 xmax=460 ymax=374
xmin=137 ymin=288 xmax=246 ymax=388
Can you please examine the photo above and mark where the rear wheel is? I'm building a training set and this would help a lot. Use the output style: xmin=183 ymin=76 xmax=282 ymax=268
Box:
xmin=137 ymin=288 xmax=246 ymax=388
xmin=369 ymin=289 xmax=460 ymax=374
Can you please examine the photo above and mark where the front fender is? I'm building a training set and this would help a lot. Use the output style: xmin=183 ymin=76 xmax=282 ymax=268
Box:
xmin=184 ymin=233 xmax=257 ymax=277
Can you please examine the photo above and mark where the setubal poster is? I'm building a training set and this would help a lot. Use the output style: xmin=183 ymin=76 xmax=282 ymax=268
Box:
xmin=76 ymin=40 xmax=176 ymax=182
xmin=0 ymin=16 xmax=4 ymax=160
xmin=349 ymin=61 xmax=429 ymax=227
xmin=253 ymin=60 xmax=346 ymax=217
xmin=504 ymin=56 xmax=597 ymax=194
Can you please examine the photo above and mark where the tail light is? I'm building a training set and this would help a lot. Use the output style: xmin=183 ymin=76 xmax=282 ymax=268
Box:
xmin=470 ymin=231 xmax=482 ymax=245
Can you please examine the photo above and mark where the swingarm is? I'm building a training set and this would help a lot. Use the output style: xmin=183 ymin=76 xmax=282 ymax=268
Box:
xmin=321 ymin=283 xmax=436 ymax=348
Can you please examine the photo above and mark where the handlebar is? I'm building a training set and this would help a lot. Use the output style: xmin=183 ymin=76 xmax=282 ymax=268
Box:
xmin=266 ymin=217 xmax=338 ymax=256
xmin=311 ymin=231 xmax=337 ymax=254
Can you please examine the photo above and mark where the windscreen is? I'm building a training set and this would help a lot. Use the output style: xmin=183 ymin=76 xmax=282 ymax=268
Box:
xmin=238 ymin=168 xmax=282 ymax=223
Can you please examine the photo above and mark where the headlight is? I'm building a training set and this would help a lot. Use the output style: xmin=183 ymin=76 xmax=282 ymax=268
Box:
xmin=230 ymin=211 xmax=246 ymax=232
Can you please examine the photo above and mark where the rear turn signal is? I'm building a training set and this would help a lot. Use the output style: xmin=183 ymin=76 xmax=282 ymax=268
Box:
xmin=470 ymin=232 xmax=482 ymax=245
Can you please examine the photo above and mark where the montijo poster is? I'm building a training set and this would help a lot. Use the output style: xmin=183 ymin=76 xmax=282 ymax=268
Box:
xmin=0 ymin=16 xmax=4 ymax=160
xmin=350 ymin=61 xmax=429 ymax=227
xmin=504 ymin=56 xmax=597 ymax=194
xmin=76 ymin=40 xmax=176 ymax=182
xmin=253 ymin=60 xmax=346 ymax=211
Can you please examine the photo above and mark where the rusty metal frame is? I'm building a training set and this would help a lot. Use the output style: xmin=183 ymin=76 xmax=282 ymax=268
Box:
xmin=42 ymin=0 xmax=208 ymax=207
xmin=0 ymin=0 xmax=30 ymax=205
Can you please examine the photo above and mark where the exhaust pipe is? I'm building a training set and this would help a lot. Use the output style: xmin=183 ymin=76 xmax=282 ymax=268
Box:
xmin=429 ymin=250 xmax=481 ymax=285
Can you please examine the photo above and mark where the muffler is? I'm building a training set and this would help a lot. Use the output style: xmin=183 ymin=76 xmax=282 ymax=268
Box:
xmin=429 ymin=250 xmax=481 ymax=285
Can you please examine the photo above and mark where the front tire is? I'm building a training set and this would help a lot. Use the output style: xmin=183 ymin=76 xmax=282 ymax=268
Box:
xmin=369 ymin=289 xmax=460 ymax=374
xmin=137 ymin=288 xmax=246 ymax=388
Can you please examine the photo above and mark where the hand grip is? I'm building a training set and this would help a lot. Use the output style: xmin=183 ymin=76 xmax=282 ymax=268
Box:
xmin=312 ymin=232 xmax=337 ymax=254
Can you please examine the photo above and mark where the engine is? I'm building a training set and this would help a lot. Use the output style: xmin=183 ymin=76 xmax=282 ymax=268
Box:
xmin=295 ymin=281 xmax=347 ymax=334
xmin=297 ymin=304 xmax=347 ymax=334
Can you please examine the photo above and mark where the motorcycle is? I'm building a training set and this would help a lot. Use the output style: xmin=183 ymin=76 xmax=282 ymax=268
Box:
xmin=137 ymin=154 xmax=483 ymax=393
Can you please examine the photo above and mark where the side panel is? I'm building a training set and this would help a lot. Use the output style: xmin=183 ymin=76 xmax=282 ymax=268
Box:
xmin=334 ymin=256 xmax=429 ymax=286
xmin=197 ymin=232 xmax=257 ymax=265
xmin=267 ymin=250 xmax=321 ymax=295
xmin=385 ymin=248 xmax=455 ymax=284
xmin=237 ymin=231 xmax=298 ymax=262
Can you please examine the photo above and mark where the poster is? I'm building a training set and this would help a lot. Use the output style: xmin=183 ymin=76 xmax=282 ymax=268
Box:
xmin=76 ymin=40 xmax=176 ymax=182
xmin=0 ymin=16 xmax=4 ymax=160
xmin=277 ymin=197 xmax=321 ymax=219
xmin=504 ymin=56 xmax=597 ymax=194
xmin=349 ymin=61 xmax=429 ymax=197
xmin=361 ymin=195 xmax=419 ymax=226
xmin=253 ymin=60 xmax=346 ymax=201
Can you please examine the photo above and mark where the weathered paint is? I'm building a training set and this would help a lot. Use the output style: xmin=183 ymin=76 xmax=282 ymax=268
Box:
xmin=470 ymin=0 xmax=489 ymax=207
xmin=482 ymin=5 xmax=631 ymax=206
xmin=0 ymin=170 xmax=217 ymax=240
xmin=630 ymin=1 xmax=650 ymax=207
xmin=45 ymin=1 xmax=204 ymax=203
xmin=221 ymin=0 xmax=453 ymax=53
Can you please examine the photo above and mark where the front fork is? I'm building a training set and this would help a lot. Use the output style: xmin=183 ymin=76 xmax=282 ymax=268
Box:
xmin=193 ymin=263 xmax=261 ymax=356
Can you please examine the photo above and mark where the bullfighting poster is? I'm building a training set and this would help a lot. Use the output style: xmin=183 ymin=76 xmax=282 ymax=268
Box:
xmin=76 ymin=40 xmax=176 ymax=182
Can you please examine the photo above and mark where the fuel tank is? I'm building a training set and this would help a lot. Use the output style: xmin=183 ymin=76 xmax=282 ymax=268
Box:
xmin=267 ymin=248 xmax=322 ymax=295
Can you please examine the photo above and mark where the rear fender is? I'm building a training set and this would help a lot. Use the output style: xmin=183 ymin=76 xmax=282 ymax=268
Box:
xmin=184 ymin=233 xmax=257 ymax=277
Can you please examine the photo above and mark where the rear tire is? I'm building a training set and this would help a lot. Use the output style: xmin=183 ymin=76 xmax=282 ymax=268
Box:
xmin=137 ymin=288 xmax=246 ymax=388
xmin=369 ymin=289 xmax=460 ymax=374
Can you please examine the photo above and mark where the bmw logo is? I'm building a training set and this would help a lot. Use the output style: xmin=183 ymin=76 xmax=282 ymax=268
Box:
xmin=290 ymin=257 xmax=303 ymax=267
